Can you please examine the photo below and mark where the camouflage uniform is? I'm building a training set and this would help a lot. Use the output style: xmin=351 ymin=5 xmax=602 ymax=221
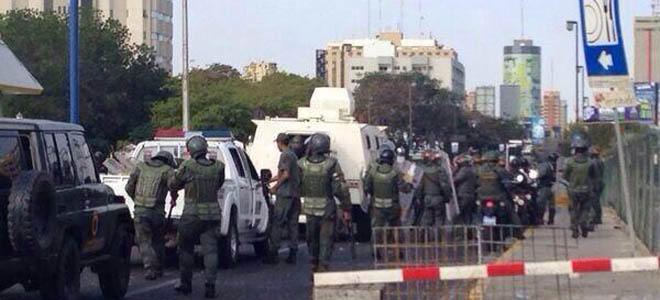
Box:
xmin=170 ymin=155 xmax=225 ymax=292
xmin=454 ymin=163 xmax=477 ymax=224
xmin=415 ymin=160 xmax=451 ymax=227
xmin=590 ymin=155 xmax=605 ymax=225
xmin=536 ymin=159 xmax=556 ymax=225
xmin=364 ymin=162 xmax=401 ymax=228
xmin=125 ymin=157 xmax=175 ymax=279
xmin=564 ymin=153 xmax=597 ymax=237
xmin=298 ymin=154 xmax=350 ymax=272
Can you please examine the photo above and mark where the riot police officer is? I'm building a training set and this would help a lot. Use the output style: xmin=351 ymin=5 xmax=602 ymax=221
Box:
xmin=298 ymin=134 xmax=351 ymax=272
xmin=536 ymin=151 xmax=557 ymax=225
xmin=125 ymin=151 xmax=177 ymax=280
xmin=364 ymin=149 xmax=401 ymax=228
xmin=454 ymin=155 xmax=477 ymax=224
xmin=564 ymin=134 xmax=598 ymax=239
xmin=477 ymin=151 xmax=523 ymax=237
xmin=414 ymin=150 xmax=452 ymax=226
xmin=589 ymin=146 xmax=605 ymax=226
xmin=170 ymin=136 xmax=225 ymax=298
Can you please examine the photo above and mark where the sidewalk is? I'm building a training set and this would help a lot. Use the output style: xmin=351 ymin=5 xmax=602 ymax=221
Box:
xmin=484 ymin=206 xmax=660 ymax=300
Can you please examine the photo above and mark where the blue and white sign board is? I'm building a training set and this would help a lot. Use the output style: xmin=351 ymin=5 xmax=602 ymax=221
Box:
xmin=580 ymin=0 xmax=636 ymax=108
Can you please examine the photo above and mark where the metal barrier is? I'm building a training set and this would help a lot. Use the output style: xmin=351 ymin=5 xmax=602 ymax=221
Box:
xmin=365 ymin=225 xmax=576 ymax=300
xmin=603 ymin=131 xmax=660 ymax=253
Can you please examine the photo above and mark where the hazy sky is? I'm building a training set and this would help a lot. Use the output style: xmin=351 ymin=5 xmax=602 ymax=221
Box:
xmin=171 ymin=0 xmax=651 ymax=122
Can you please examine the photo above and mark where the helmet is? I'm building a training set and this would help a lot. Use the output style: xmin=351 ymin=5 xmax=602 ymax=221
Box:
xmin=482 ymin=151 xmax=498 ymax=162
xmin=570 ymin=132 xmax=590 ymax=149
xmin=152 ymin=151 xmax=176 ymax=168
xmin=309 ymin=133 xmax=330 ymax=155
xmin=509 ymin=157 xmax=523 ymax=169
xmin=432 ymin=151 xmax=444 ymax=162
xmin=589 ymin=146 xmax=600 ymax=157
xmin=548 ymin=153 xmax=559 ymax=162
xmin=421 ymin=150 xmax=433 ymax=161
xmin=187 ymin=135 xmax=209 ymax=159
xmin=533 ymin=149 xmax=549 ymax=163
xmin=0 ymin=141 xmax=21 ymax=179
xmin=378 ymin=149 xmax=395 ymax=165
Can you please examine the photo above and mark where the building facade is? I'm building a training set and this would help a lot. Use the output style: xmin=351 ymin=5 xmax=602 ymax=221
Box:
xmin=474 ymin=86 xmax=496 ymax=117
xmin=542 ymin=91 xmax=562 ymax=132
xmin=242 ymin=61 xmax=277 ymax=82
xmin=634 ymin=17 xmax=660 ymax=82
xmin=1 ymin=0 xmax=173 ymax=72
xmin=323 ymin=31 xmax=465 ymax=95
xmin=499 ymin=84 xmax=520 ymax=120
xmin=464 ymin=90 xmax=475 ymax=111
xmin=503 ymin=39 xmax=541 ymax=121
xmin=560 ymin=100 xmax=568 ymax=131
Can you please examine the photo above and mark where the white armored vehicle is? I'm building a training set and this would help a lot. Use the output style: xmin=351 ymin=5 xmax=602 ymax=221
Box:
xmin=247 ymin=88 xmax=392 ymax=240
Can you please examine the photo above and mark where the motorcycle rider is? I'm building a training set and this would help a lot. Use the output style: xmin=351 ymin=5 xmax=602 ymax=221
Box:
xmin=477 ymin=151 xmax=524 ymax=238
xmin=298 ymin=133 xmax=351 ymax=272
xmin=564 ymin=134 xmax=598 ymax=239
xmin=536 ymin=151 xmax=557 ymax=225
xmin=125 ymin=151 xmax=178 ymax=280
xmin=454 ymin=155 xmax=477 ymax=225
xmin=589 ymin=146 xmax=605 ymax=227
xmin=414 ymin=150 xmax=452 ymax=226
xmin=170 ymin=136 xmax=225 ymax=298
xmin=364 ymin=149 xmax=402 ymax=228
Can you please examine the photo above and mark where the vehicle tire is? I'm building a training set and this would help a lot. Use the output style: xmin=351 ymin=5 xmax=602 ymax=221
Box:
xmin=39 ymin=237 xmax=81 ymax=300
xmin=352 ymin=205 xmax=371 ymax=242
xmin=219 ymin=208 xmax=239 ymax=269
xmin=7 ymin=170 xmax=57 ymax=257
xmin=98 ymin=223 xmax=132 ymax=300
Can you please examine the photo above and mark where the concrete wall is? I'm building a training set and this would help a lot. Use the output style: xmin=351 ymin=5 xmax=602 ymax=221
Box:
xmin=634 ymin=17 xmax=660 ymax=82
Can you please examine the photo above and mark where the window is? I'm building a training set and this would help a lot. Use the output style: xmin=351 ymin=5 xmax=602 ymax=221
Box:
xmin=69 ymin=134 xmax=97 ymax=184
xmin=228 ymin=148 xmax=246 ymax=178
xmin=243 ymin=152 xmax=260 ymax=181
xmin=54 ymin=133 xmax=75 ymax=185
xmin=365 ymin=135 xmax=372 ymax=149
xmin=44 ymin=134 xmax=62 ymax=185
xmin=19 ymin=136 xmax=33 ymax=170
xmin=109 ymin=9 xmax=113 ymax=18
xmin=0 ymin=137 xmax=21 ymax=190
xmin=379 ymin=66 xmax=388 ymax=71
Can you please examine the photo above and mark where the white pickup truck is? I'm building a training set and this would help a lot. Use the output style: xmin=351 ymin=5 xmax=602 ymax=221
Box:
xmin=101 ymin=134 xmax=270 ymax=267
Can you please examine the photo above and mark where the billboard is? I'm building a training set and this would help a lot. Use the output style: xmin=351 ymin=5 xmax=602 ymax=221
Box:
xmin=503 ymin=54 xmax=541 ymax=119
xmin=584 ymin=82 xmax=657 ymax=123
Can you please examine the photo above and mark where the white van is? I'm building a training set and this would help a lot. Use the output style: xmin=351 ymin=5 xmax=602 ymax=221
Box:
xmin=247 ymin=88 xmax=392 ymax=240
xmin=101 ymin=131 xmax=269 ymax=267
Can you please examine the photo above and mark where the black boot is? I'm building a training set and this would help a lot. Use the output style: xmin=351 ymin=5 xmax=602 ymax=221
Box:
xmin=571 ymin=229 xmax=579 ymax=239
xmin=285 ymin=248 xmax=297 ymax=264
xmin=581 ymin=225 xmax=589 ymax=238
xmin=204 ymin=282 xmax=216 ymax=299
xmin=174 ymin=281 xmax=192 ymax=295
xmin=547 ymin=208 xmax=556 ymax=225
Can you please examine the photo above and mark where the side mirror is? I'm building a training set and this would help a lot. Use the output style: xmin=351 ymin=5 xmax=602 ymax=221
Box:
xmin=260 ymin=169 xmax=272 ymax=183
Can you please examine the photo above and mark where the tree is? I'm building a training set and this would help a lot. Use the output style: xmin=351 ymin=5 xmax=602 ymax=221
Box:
xmin=0 ymin=9 xmax=170 ymax=152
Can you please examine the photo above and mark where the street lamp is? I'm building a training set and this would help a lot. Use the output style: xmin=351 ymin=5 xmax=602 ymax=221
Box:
xmin=567 ymin=20 xmax=579 ymax=123
xmin=408 ymin=81 xmax=417 ymax=144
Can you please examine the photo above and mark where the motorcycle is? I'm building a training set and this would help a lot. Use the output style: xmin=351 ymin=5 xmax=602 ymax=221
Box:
xmin=476 ymin=196 xmax=508 ymax=252
xmin=510 ymin=173 xmax=536 ymax=226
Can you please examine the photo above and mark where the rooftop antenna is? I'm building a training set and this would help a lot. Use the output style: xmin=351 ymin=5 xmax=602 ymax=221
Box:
xmin=419 ymin=0 xmax=424 ymax=37
xmin=520 ymin=0 xmax=525 ymax=38
xmin=654 ymin=0 xmax=660 ymax=16
xmin=379 ymin=0 xmax=383 ymax=32
xmin=399 ymin=0 xmax=404 ymax=33
xmin=367 ymin=0 xmax=371 ymax=37
xmin=551 ymin=58 xmax=555 ymax=89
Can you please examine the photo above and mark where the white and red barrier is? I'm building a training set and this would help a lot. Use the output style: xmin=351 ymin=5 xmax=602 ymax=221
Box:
xmin=314 ymin=256 xmax=660 ymax=287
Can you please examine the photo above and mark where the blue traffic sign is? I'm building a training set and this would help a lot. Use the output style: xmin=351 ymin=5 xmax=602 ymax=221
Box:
xmin=579 ymin=0 xmax=629 ymax=77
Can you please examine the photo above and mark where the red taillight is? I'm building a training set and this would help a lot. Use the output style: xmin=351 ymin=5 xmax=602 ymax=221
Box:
xmin=486 ymin=201 xmax=495 ymax=208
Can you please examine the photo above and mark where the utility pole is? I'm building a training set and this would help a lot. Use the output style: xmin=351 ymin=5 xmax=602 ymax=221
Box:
xmin=567 ymin=20 xmax=579 ymax=123
xmin=69 ymin=0 xmax=79 ymax=124
xmin=182 ymin=0 xmax=189 ymax=132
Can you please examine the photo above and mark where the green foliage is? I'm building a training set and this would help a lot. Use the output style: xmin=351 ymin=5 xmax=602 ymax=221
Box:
xmin=152 ymin=67 xmax=323 ymax=142
xmin=0 ymin=9 xmax=170 ymax=152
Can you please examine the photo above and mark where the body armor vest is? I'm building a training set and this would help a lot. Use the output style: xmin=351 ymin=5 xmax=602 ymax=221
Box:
xmin=182 ymin=159 xmax=224 ymax=219
xmin=300 ymin=157 xmax=334 ymax=216
xmin=134 ymin=162 xmax=170 ymax=208
xmin=370 ymin=164 xmax=397 ymax=208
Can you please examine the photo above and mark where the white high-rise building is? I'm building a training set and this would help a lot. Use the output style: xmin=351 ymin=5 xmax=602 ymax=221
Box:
xmin=1 ymin=0 xmax=173 ymax=72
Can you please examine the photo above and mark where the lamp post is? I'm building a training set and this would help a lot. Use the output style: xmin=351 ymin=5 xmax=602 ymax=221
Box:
xmin=567 ymin=20 xmax=579 ymax=123
xmin=69 ymin=0 xmax=79 ymax=124
xmin=408 ymin=81 xmax=416 ymax=143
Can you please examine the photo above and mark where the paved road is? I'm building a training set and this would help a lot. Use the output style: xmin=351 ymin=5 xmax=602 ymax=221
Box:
xmin=1 ymin=241 xmax=374 ymax=300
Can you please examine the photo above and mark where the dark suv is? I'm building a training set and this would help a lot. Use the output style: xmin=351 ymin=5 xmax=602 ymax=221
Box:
xmin=0 ymin=118 xmax=133 ymax=300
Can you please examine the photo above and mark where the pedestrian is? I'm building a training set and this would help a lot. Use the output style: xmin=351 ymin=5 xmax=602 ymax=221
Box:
xmin=125 ymin=151 xmax=177 ymax=281
xmin=454 ymin=155 xmax=477 ymax=225
xmin=170 ymin=136 xmax=225 ymax=298
xmin=589 ymin=146 xmax=605 ymax=226
xmin=564 ymin=134 xmax=598 ymax=239
xmin=414 ymin=150 xmax=452 ymax=227
xmin=535 ymin=151 xmax=557 ymax=225
xmin=263 ymin=133 xmax=302 ymax=265
xmin=364 ymin=149 xmax=402 ymax=228
xmin=298 ymin=133 xmax=351 ymax=272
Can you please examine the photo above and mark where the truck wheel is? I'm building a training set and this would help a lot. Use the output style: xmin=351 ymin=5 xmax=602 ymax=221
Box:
xmin=98 ymin=223 xmax=132 ymax=300
xmin=219 ymin=209 xmax=239 ymax=268
xmin=40 ymin=237 xmax=81 ymax=300
xmin=7 ymin=170 xmax=57 ymax=257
